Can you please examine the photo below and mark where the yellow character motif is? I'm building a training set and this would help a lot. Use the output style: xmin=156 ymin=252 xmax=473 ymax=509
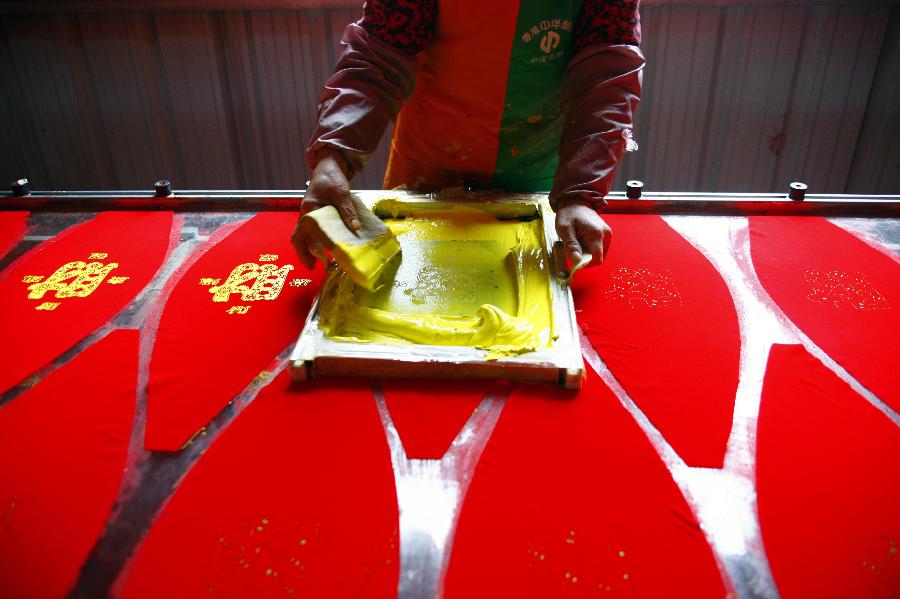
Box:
xmin=27 ymin=260 xmax=119 ymax=300
xmin=208 ymin=263 xmax=294 ymax=303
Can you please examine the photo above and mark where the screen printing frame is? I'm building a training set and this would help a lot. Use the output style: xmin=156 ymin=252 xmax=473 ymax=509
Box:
xmin=288 ymin=191 xmax=586 ymax=389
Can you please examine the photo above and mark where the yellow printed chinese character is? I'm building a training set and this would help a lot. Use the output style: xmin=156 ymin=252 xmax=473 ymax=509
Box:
xmin=289 ymin=278 xmax=312 ymax=287
xmin=227 ymin=305 xmax=251 ymax=315
xmin=35 ymin=302 xmax=61 ymax=311
xmin=107 ymin=276 xmax=129 ymax=285
xmin=208 ymin=263 xmax=294 ymax=303
xmin=258 ymin=254 xmax=279 ymax=262
xmin=21 ymin=275 xmax=44 ymax=283
xmin=27 ymin=261 xmax=119 ymax=300
xmin=199 ymin=278 xmax=221 ymax=286
xmin=89 ymin=252 xmax=109 ymax=259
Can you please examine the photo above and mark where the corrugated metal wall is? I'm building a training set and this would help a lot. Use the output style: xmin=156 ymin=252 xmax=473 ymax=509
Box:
xmin=1 ymin=3 xmax=897 ymax=193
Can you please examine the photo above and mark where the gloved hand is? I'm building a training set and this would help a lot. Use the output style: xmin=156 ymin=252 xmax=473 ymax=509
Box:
xmin=291 ymin=149 xmax=359 ymax=269
xmin=555 ymin=197 xmax=612 ymax=267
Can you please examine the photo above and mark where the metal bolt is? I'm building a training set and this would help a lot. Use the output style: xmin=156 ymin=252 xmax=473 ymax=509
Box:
xmin=154 ymin=179 xmax=173 ymax=197
xmin=626 ymin=180 xmax=643 ymax=199
xmin=789 ymin=182 xmax=807 ymax=201
xmin=10 ymin=178 xmax=31 ymax=197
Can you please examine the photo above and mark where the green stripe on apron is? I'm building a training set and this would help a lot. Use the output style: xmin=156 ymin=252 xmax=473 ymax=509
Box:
xmin=491 ymin=0 xmax=582 ymax=192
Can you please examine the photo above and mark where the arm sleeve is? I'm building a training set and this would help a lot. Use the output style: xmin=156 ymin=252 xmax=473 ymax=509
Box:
xmin=549 ymin=0 xmax=644 ymax=211
xmin=306 ymin=0 xmax=437 ymax=178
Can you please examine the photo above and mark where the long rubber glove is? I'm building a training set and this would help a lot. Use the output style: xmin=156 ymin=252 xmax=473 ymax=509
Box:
xmin=550 ymin=44 xmax=645 ymax=211
xmin=306 ymin=22 xmax=417 ymax=177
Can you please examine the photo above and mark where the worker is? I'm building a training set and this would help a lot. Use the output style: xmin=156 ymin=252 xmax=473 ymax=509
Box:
xmin=292 ymin=0 xmax=643 ymax=272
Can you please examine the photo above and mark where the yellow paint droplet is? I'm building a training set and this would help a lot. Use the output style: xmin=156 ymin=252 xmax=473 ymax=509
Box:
xmin=623 ymin=573 xmax=629 ymax=581
xmin=299 ymin=539 xmax=307 ymax=545
xmin=261 ymin=518 xmax=269 ymax=525
xmin=618 ymin=550 xmax=625 ymax=558
xmin=266 ymin=568 xmax=273 ymax=576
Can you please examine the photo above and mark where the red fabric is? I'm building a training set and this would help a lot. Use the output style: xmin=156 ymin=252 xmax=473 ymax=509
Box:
xmin=381 ymin=379 xmax=490 ymax=459
xmin=0 ymin=212 xmax=174 ymax=393
xmin=145 ymin=213 xmax=325 ymax=451
xmin=573 ymin=214 xmax=740 ymax=468
xmin=0 ymin=211 xmax=28 ymax=259
xmin=750 ymin=217 xmax=900 ymax=411
xmin=756 ymin=344 xmax=900 ymax=599
xmin=443 ymin=365 xmax=725 ymax=597
xmin=122 ymin=373 xmax=399 ymax=599
xmin=0 ymin=330 xmax=138 ymax=599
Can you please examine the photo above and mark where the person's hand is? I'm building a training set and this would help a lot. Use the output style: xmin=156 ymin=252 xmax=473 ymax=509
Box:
xmin=291 ymin=149 xmax=358 ymax=269
xmin=554 ymin=197 xmax=612 ymax=267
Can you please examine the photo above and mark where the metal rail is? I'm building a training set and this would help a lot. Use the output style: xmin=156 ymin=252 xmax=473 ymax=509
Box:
xmin=2 ymin=189 xmax=898 ymax=217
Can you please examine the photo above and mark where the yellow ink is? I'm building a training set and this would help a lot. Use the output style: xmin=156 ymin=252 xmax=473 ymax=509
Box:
xmin=227 ymin=305 xmax=251 ymax=315
xmin=604 ymin=267 xmax=682 ymax=308
xmin=209 ymin=263 xmax=294 ymax=303
xmin=318 ymin=202 xmax=555 ymax=359
xmin=35 ymin=302 xmax=61 ymax=311
xmin=259 ymin=254 xmax=279 ymax=262
xmin=21 ymin=275 xmax=43 ymax=283
xmin=199 ymin=278 xmax=221 ymax=286
xmin=289 ymin=278 xmax=312 ymax=287
xmin=89 ymin=252 xmax=109 ymax=259
xmin=805 ymin=270 xmax=890 ymax=310
xmin=27 ymin=261 xmax=118 ymax=300
xmin=333 ymin=230 xmax=402 ymax=292
xmin=107 ymin=276 xmax=129 ymax=285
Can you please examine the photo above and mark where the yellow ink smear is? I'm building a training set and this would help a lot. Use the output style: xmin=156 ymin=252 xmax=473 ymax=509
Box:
xmin=331 ymin=231 xmax=402 ymax=292
xmin=318 ymin=202 xmax=555 ymax=359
